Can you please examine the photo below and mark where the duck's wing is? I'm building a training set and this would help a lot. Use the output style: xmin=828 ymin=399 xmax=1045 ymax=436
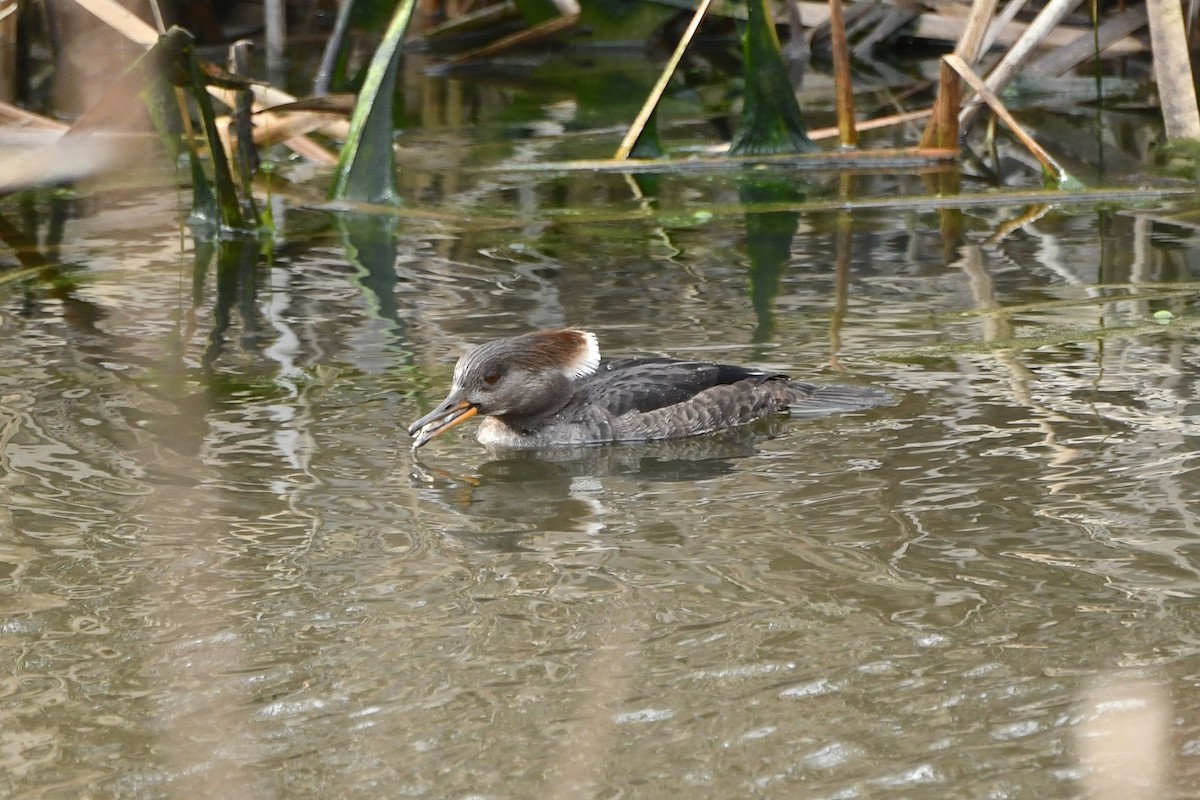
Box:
xmin=580 ymin=357 xmax=786 ymax=417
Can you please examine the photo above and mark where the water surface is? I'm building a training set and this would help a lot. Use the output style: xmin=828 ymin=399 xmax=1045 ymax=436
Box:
xmin=3 ymin=60 xmax=1200 ymax=799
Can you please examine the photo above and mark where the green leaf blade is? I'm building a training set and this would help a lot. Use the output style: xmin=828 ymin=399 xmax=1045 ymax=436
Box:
xmin=331 ymin=0 xmax=420 ymax=205
xmin=730 ymin=0 xmax=817 ymax=156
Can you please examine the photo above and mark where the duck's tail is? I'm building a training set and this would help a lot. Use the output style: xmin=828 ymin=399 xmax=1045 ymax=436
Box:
xmin=783 ymin=381 xmax=894 ymax=415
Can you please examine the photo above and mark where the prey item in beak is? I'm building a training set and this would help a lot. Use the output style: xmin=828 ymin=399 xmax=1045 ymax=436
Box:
xmin=408 ymin=394 xmax=479 ymax=450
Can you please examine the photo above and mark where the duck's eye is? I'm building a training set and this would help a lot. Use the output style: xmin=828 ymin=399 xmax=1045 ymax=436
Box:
xmin=483 ymin=369 xmax=502 ymax=385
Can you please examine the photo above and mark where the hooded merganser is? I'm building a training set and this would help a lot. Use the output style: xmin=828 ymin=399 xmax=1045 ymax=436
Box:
xmin=408 ymin=329 xmax=891 ymax=450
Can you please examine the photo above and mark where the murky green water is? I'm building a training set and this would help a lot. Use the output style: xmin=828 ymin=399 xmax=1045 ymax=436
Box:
xmin=4 ymin=54 xmax=1200 ymax=798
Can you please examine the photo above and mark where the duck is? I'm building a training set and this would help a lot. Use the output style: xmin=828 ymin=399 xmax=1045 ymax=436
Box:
xmin=407 ymin=329 xmax=891 ymax=450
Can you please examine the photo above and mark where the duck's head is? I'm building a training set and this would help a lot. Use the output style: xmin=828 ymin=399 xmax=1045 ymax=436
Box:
xmin=408 ymin=329 xmax=601 ymax=450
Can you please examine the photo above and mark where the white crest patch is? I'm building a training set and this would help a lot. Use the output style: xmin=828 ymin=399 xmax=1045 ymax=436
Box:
xmin=452 ymin=343 xmax=478 ymax=384
xmin=563 ymin=330 xmax=601 ymax=379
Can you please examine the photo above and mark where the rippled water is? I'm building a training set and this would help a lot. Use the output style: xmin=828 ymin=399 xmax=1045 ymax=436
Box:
xmin=5 ymin=126 xmax=1200 ymax=796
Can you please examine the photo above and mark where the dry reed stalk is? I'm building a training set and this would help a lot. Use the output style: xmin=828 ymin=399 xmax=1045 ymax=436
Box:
xmin=0 ymin=99 xmax=68 ymax=130
xmin=921 ymin=59 xmax=961 ymax=150
xmin=828 ymin=0 xmax=857 ymax=147
xmin=614 ymin=0 xmax=714 ymax=159
xmin=946 ymin=54 xmax=1074 ymax=183
xmin=71 ymin=0 xmax=158 ymax=45
xmin=449 ymin=0 xmax=580 ymax=64
xmin=795 ymin=2 xmax=1142 ymax=55
xmin=1145 ymin=0 xmax=1200 ymax=140
xmin=73 ymin=0 xmax=342 ymax=161
xmin=809 ymin=108 xmax=930 ymax=141
xmin=0 ymin=0 xmax=19 ymax=103
xmin=1026 ymin=5 xmax=1148 ymax=77
xmin=959 ymin=0 xmax=1085 ymax=128
xmin=919 ymin=0 xmax=997 ymax=149
xmin=979 ymin=0 xmax=1032 ymax=53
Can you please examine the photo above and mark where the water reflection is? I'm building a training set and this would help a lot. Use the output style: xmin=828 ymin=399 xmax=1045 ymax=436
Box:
xmin=6 ymin=167 xmax=1200 ymax=796
xmin=739 ymin=173 xmax=805 ymax=343
xmin=202 ymin=236 xmax=260 ymax=367
xmin=337 ymin=212 xmax=403 ymax=334
xmin=409 ymin=427 xmax=778 ymax=548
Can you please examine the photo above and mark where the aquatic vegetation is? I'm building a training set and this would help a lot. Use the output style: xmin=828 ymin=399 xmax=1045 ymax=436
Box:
xmin=0 ymin=0 xmax=1194 ymax=213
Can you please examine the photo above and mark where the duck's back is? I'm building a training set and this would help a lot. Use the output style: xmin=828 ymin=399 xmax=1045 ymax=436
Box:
xmin=578 ymin=357 xmax=782 ymax=416
xmin=555 ymin=357 xmax=887 ymax=445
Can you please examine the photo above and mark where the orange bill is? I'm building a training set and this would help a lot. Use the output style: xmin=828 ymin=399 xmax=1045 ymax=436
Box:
xmin=409 ymin=400 xmax=479 ymax=450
